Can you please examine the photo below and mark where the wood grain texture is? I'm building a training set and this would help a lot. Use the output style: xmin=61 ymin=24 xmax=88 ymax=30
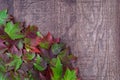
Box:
xmin=1 ymin=0 xmax=120 ymax=80
xmin=75 ymin=0 xmax=120 ymax=80
xmin=0 ymin=0 xmax=13 ymax=14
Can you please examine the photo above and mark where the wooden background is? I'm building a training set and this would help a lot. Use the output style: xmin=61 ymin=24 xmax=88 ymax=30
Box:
xmin=0 ymin=0 xmax=120 ymax=80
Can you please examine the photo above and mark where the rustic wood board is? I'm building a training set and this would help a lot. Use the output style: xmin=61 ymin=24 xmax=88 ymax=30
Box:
xmin=0 ymin=0 xmax=120 ymax=80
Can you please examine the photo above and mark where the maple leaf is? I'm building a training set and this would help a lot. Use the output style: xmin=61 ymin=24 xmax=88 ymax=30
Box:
xmin=51 ymin=57 xmax=63 ymax=80
xmin=38 ymin=32 xmax=52 ymax=49
xmin=6 ymin=54 xmax=23 ymax=71
xmin=39 ymin=73 xmax=46 ymax=80
xmin=58 ymin=48 xmax=77 ymax=66
xmin=62 ymin=68 xmax=77 ymax=80
xmin=51 ymin=43 xmax=64 ymax=55
xmin=38 ymin=32 xmax=60 ymax=49
xmin=36 ymin=31 xmax=43 ymax=38
xmin=24 ymin=37 xmax=41 ymax=53
xmin=45 ymin=32 xmax=53 ymax=43
xmin=4 ymin=22 xmax=24 ymax=40
xmin=0 ymin=9 xmax=8 ymax=25
xmin=39 ymin=41 xmax=49 ymax=49
xmin=23 ymin=52 xmax=35 ymax=61
xmin=33 ymin=54 xmax=47 ymax=71
xmin=0 ymin=60 xmax=6 ymax=72
xmin=30 ymin=46 xmax=41 ymax=53
xmin=0 ymin=65 xmax=6 ymax=72
xmin=25 ymin=25 xmax=38 ymax=38
xmin=0 ymin=73 xmax=7 ymax=80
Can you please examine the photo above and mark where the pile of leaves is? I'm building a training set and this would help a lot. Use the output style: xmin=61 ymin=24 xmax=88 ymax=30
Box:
xmin=0 ymin=9 xmax=80 ymax=80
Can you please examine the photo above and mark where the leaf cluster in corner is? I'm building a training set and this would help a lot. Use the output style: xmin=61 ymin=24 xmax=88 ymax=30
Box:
xmin=0 ymin=9 xmax=80 ymax=80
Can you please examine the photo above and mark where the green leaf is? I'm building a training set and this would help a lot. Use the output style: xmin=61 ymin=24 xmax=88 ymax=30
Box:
xmin=0 ymin=73 xmax=7 ymax=80
xmin=24 ymin=38 xmax=31 ymax=45
xmin=35 ymin=54 xmax=42 ymax=63
xmin=51 ymin=57 xmax=63 ymax=80
xmin=0 ymin=9 xmax=8 ymax=25
xmin=50 ymin=58 xmax=57 ymax=66
xmin=28 ymin=71 xmax=34 ymax=80
xmin=0 ymin=59 xmax=6 ymax=73
xmin=62 ymin=68 xmax=77 ymax=80
xmin=58 ymin=49 xmax=77 ymax=64
xmin=24 ymin=53 xmax=35 ymax=61
xmin=58 ymin=49 xmax=67 ymax=59
xmin=33 ymin=63 xmax=45 ymax=71
xmin=24 ymin=78 xmax=29 ymax=80
xmin=4 ymin=22 xmax=24 ymax=40
xmin=14 ymin=75 xmax=20 ymax=80
xmin=6 ymin=54 xmax=22 ymax=71
xmin=39 ymin=42 xmax=49 ymax=49
xmin=36 ymin=31 xmax=43 ymax=38
xmin=52 ymin=43 xmax=64 ymax=55
xmin=0 ymin=64 xmax=6 ymax=72
xmin=33 ymin=54 xmax=45 ymax=71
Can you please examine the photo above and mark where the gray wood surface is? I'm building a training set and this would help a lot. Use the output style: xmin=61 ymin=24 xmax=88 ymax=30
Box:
xmin=0 ymin=0 xmax=120 ymax=80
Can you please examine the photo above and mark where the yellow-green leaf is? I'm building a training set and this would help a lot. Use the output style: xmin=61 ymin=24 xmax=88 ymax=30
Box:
xmin=62 ymin=68 xmax=77 ymax=80
xmin=0 ymin=73 xmax=7 ymax=80
xmin=5 ymin=22 xmax=24 ymax=40
xmin=33 ymin=54 xmax=46 ymax=71
xmin=51 ymin=57 xmax=63 ymax=80
xmin=6 ymin=54 xmax=22 ymax=71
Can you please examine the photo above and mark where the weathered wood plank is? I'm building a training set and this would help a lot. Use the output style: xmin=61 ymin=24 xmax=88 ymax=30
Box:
xmin=0 ymin=0 xmax=119 ymax=80
xmin=13 ymin=0 xmax=56 ymax=35
xmin=75 ymin=0 xmax=120 ymax=80
xmin=0 ymin=0 xmax=13 ymax=14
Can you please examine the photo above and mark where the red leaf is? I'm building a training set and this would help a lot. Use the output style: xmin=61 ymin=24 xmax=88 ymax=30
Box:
xmin=36 ymin=37 xmax=41 ymax=44
xmin=45 ymin=32 xmax=53 ymax=43
xmin=77 ymin=78 xmax=81 ymax=80
xmin=44 ymin=67 xmax=52 ymax=80
xmin=0 ymin=40 xmax=6 ymax=49
xmin=30 ymin=47 xmax=41 ymax=53
xmin=39 ymin=73 xmax=46 ymax=80
xmin=54 ymin=38 xmax=60 ymax=43
xmin=31 ymin=37 xmax=41 ymax=47
xmin=25 ymin=26 xmax=38 ymax=38
xmin=75 ymin=67 xmax=79 ymax=75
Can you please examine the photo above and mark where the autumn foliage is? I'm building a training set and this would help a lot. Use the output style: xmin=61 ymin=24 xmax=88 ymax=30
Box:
xmin=0 ymin=9 xmax=80 ymax=80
